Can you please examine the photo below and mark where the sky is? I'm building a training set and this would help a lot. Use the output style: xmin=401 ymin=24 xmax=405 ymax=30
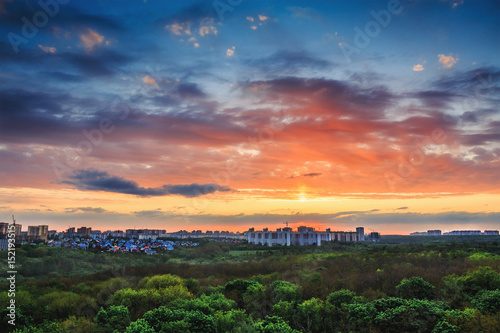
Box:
xmin=0 ymin=0 xmax=499 ymax=234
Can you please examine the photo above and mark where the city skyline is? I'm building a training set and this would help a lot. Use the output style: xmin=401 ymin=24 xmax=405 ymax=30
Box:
xmin=1 ymin=0 xmax=499 ymax=234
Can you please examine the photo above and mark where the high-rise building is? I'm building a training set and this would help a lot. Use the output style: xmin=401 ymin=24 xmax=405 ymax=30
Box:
xmin=77 ymin=227 xmax=92 ymax=236
xmin=356 ymin=227 xmax=365 ymax=241
xmin=27 ymin=225 xmax=49 ymax=241
xmin=14 ymin=224 xmax=22 ymax=236
xmin=0 ymin=222 xmax=9 ymax=235
xmin=369 ymin=232 xmax=380 ymax=242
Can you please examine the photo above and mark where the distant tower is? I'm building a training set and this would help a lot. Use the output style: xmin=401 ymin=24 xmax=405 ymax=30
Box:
xmin=370 ymin=232 xmax=380 ymax=242
xmin=356 ymin=227 xmax=365 ymax=241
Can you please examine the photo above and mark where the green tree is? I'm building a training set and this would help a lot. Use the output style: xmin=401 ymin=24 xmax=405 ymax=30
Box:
xmin=461 ymin=267 xmax=500 ymax=295
xmin=253 ymin=316 xmax=300 ymax=333
xmin=471 ymin=289 xmax=500 ymax=314
xmin=184 ymin=278 xmax=200 ymax=295
xmin=214 ymin=309 xmax=252 ymax=333
xmin=168 ymin=292 xmax=236 ymax=315
xmin=225 ymin=279 xmax=268 ymax=317
xmin=125 ymin=319 xmax=155 ymax=333
xmin=94 ymin=305 xmax=131 ymax=333
xmin=297 ymin=298 xmax=326 ymax=333
xmin=272 ymin=301 xmax=297 ymax=328
xmin=347 ymin=298 xmax=449 ymax=333
xmin=137 ymin=307 xmax=216 ymax=333
xmin=432 ymin=320 xmax=459 ymax=333
xmin=242 ymin=282 xmax=268 ymax=319
xmin=441 ymin=267 xmax=500 ymax=308
xmin=139 ymin=274 xmax=184 ymax=289
xmin=108 ymin=285 xmax=192 ymax=319
xmin=12 ymin=320 xmax=62 ymax=333
xmin=327 ymin=289 xmax=365 ymax=308
xmin=325 ymin=289 xmax=365 ymax=332
xmin=268 ymin=280 xmax=302 ymax=304
xmin=396 ymin=276 xmax=436 ymax=300
xmin=444 ymin=308 xmax=500 ymax=333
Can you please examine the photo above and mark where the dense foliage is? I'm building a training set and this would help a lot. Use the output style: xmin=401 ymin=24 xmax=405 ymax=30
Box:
xmin=1 ymin=239 xmax=499 ymax=332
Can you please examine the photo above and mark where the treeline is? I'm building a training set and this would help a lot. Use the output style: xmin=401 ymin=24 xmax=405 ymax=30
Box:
xmin=2 ymin=268 xmax=499 ymax=332
xmin=2 ymin=239 xmax=499 ymax=279
xmin=0 ymin=241 xmax=499 ymax=332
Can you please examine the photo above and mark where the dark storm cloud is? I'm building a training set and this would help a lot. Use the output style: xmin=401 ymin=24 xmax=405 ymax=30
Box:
xmin=176 ymin=82 xmax=206 ymax=98
xmin=240 ymin=77 xmax=393 ymax=118
xmin=0 ymin=88 xmax=95 ymax=144
xmin=247 ymin=49 xmax=334 ymax=75
xmin=433 ymin=67 xmax=500 ymax=93
xmin=0 ymin=40 xmax=46 ymax=63
xmin=1 ymin=2 xmax=124 ymax=32
xmin=302 ymin=172 xmax=322 ymax=177
xmin=460 ymin=133 xmax=500 ymax=146
xmin=409 ymin=90 xmax=458 ymax=108
xmin=333 ymin=211 xmax=500 ymax=225
xmin=59 ymin=50 xmax=133 ymax=76
xmin=289 ymin=172 xmax=322 ymax=179
xmin=287 ymin=6 xmax=325 ymax=23
xmin=39 ymin=71 xmax=85 ymax=82
xmin=132 ymin=210 xmax=167 ymax=218
xmin=0 ymin=40 xmax=133 ymax=77
xmin=63 ymin=169 xmax=232 ymax=197
xmin=459 ymin=120 xmax=500 ymax=146
xmin=156 ymin=1 xmax=217 ymax=26
xmin=65 ymin=207 xmax=109 ymax=214
xmin=0 ymin=84 xmax=247 ymax=148
xmin=330 ymin=209 xmax=380 ymax=218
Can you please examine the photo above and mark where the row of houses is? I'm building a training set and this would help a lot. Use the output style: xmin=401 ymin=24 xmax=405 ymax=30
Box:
xmin=47 ymin=236 xmax=199 ymax=254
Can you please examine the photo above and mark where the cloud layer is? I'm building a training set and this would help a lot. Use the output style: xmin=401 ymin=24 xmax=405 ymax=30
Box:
xmin=0 ymin=0 xmax=499 ymax=231
xmin=63 ymin=169 xmax=232 ymax=197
